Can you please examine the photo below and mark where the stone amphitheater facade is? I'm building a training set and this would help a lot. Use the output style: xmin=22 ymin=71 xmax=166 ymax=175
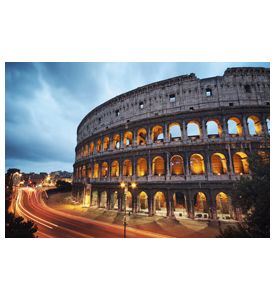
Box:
xmin=72 ymin=67 xmax=270 ymax=221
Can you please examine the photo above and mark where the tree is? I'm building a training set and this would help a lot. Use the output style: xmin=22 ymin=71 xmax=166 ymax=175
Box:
xmin=5 ymin=212 xmax=38 ymax=238
xmin=219 ymin=151 xmax=270 ymax=238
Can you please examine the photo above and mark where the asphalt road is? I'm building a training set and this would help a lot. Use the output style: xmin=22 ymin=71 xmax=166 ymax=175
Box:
xmin=15 ymin=188 xmax=170 ymax=238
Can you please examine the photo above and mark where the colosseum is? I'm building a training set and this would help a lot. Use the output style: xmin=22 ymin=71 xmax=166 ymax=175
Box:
xmin=72 ymin=67 xmax=270 ymax=221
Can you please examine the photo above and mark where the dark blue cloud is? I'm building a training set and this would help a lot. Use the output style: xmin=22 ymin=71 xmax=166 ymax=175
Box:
xmin=5 ymin=62 xmax=270 ymax=173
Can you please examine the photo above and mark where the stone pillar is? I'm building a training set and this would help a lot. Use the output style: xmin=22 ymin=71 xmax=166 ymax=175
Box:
xmin=166 ymin=152 xmax=170 ymax=177
xmin=182 ymin=120 xmax=187 ymax=142
xmin=262 ymin=115 xmax=269 ymax=137
xmin=147 ymin=126 xmax=152 ymax=145
xmin=222 ymin=116 xmax=229 ymax=138
xmin=201 ymin=118 xmax=207 ymax=140
xmin=133 ymin=130 xmax=137 ymax=146
xmin=132 ymin=189 xmax=138 ymax=214
xmin=100 ymin=136 xmax=104 ymax=152
xmin=206 ymin=153 xmax=212 ymax=176
xmin=148 ymin=152 xmax=152 ymax=176
xmin=119 ymin=159 xmax=123 ymax=177
xmin=107 ymin=160 xmax=111 ymax=178
xmin=242 ymin=115 xmax=249 ymax=137
xmin=109 ymin=134 xmax=113 ymax=151
xmin=167 ymin=190 xmax=174 ymax=217
xmin=148 ymin=191 xmax=154 ymax=216
xmin=184 ymin=152 xmax=190 ymax=176
xmin=186 ymin=191 xmax=194 ymax=219
xmin=118 ymin=189 xmax=123 ymax=212
xmin=106 ymin=190 xmax=111 ymax=210
xmin=226 ymin=145 xmax=234 ymax=175
xmin=120 ymin=131 xmax=124 ymax=149
xmin=164 ymin=122 xmax=169 ymax=142
xmin=132 ymin=156 xmax=137 ymax=178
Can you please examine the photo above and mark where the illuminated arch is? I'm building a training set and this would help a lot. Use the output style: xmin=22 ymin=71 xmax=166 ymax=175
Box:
xmin=170 ymin=155 xmax=184 ymax=175
xmin=154 ymin=191 xmax=166 ymax=212
xmin=137 ymin=128 xmax=147 ymax=145
xmin=90 ymin=142 xmax=94 ymax=154
xmin=84 ymin=144 xmax=89 ymax=156
xmin=124 ymin=191 xmax=132 ymax=210
xmin=124 ymin=131 xmax=133 ymax=147
xmin=187 ymin=121 xmax=201 ymax=137
xmin=103 ymin=136 xmax=110 ymax=151
xmin=96 ymin=139 xmax=101 ymax=152
xmin=233 ymin=152 xmax=249 ymax=174
xmin=81 ymin=165 xmax=86 ymax=177
xmin=113 ymin=134 xmax=120 ymax=150
xmin=173 ymin=192 xmax=187 ymax=214
xmin=216 ymin=192 xmax=230 ymax=217
xmin=101 ymin=162 xmax=108 ymax=177
xmin=91 ymin=191 xmax=98 ymax=207
xmin=123 ymin=159 xmax=132 ymax=176
xmin=169 ymin=122 xmax=181 ymax=140
xmin=87 ymin=165 xmax=92 ymax=178
xmin=211 ymin=153 xmax=227 ymax=175
xmin=100 ymin=191 xmax=107 ymax=208
xmin=206 ymin=119 xmax=222 ymax=136
xmin=151 ymin=125 xmax=164 ymax=142
xmin=137 ymin=191 xmax=148 ymax=213
xmin=227 ymin=117 xmax=243 ymax=136
xmin=194 ymin=192 xmax=207 ymax=214
xmin=111 ymin=160 xmax=119 ymax=177
xmin=152 ymin=156 xmax=165 ymax=176
xmin=190 ymin=154 xmax=205 ymax=175
xmin=137 ymin=157 xmax=147 ymax=176
xmin=247 ymin=115 xmax=262 ymax=136
xmin=93 ymin=163 xmax=99 ymax=178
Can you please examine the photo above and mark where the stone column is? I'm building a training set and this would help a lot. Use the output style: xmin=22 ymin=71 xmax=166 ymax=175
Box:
xmin=166 ymin=152 xmax=170 ymax=177
xmin=164 ymin=122 xmax=169 ymax=142
xmin=147 ymin=126 xmax=152 ymax=145
xmin=109 ymin=134 xmax=113 ymax=151
xmin=133 ymin=130 xmax=137 ymax=146
xmin=206 ymin=153 xmax=212 ymax=176
xmin=132 ymin=156 xmax=137 ymax=178
xmin=201 ymin=118 xmax=207 ymax=140
xmin=226 ymin=145 xmax=234 ymax=175
xmin=120 ymin=131 xmax=124 ymax=149
xmin=242 ymin=115 xmax=249 ymax=137
xmin=148 ymin=152 xmax=152 ymax=176
xmin=167 ymin=190 xmax=174 ymax=217
xmin=222 ymin=116 xmax=229 ymax=138
xmin=100 ymin=136 xmax=104 ymax=152
xmin=184 ymin=152 xmax=190 ymax=176
xmin=148 ymin=190 xmax=154 ymax=216
xmin=262 ymin=115 xmax=269 ymax=137
xmin=182 ymin=120 xmax=187 ymax=142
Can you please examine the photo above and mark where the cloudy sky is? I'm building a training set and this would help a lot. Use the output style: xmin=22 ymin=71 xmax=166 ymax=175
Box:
xmin=5 ymin=62 xmax=269 ymax=173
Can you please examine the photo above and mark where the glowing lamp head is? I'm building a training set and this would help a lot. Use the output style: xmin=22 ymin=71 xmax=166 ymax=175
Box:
xmin=120 ymin=182 xmax=126 ymax=188
xmin=131 ymin=182 xmax=137 ymax=189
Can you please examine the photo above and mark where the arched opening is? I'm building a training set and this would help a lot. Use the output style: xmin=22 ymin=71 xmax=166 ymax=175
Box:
xmin=211 ymin=153 xmax=227 ymax=175
xmin=84 ymin=144 xmax=89 ymax=156
xmin=137 ymin=191 xmax=149 ymax=214
xmin=123 ymin=159 xmax=132 ymax=176
xmin=151 ymin=125 xmax=164 ymax=143
xmin=96 ymin=139 xmax=101 ymax=152
xmin=100 ymin=191 xmax=107 ymax=208
xmin=83 ymin=188 xmax=90 ymax=207
xmin=190 ymin=154 xmax=205 ymax=175
xmin=90 ymin=142 xmax=94 ymax=154
xmin=111 ymin=160 xmax=119 ymax=177
xmin=233 ymin=152 xmax=249 ymax=174
xmin=113 ymin=134 xmax=120 ymax=150
xmin=87 ymin=165 xmax=92 ymax=178
xmin=81 ymin=165 xmax=86 ymax=177
xmin=216 ymin=192 xmax=230 ymax=219
xmin=206 ymin=119 xmax=222 ymax=137
xmin=247 ymin=115 xmax=262 ymax=136
xmin=101 ymin=162 xmax=108 ymax=178
xmin=187 ymin=121 xmax=201 ymax=137
xmin=173 ymin=192 xmax=187 ymax=217
xmin=103 ymin=136 xmax=110 ymax=151
xmin=266 ymin=117 xmax=270 ymax=134
xmin=170 ymin=155 xmax=184 ymax=175
xmin=227 ymin=117 xmax=243 ymax=136
xmin=110 ymin=191 xmax=118 ymax=210
xmin=194 ymin=192 xmax=208 ymax=218
xmin=137 ymin=128 xmax=147 ymax=145
xmin=154 ymin=191 xmax=166 ymax=215
xmin=137 ymin=157 xmax=147 ymax=176
xmin=124 ymin=131 xmax=133 ymax=147
xmin=93 ymin=163 xmax=99 ymax=178
xmin=152 ymin=156 xmax=165 ymax=176
xmin=91 ymin=191 xmax=98 ymax=207
xmin=169 ymin=122 xmax=181 ymax=141
xmin=122 ymin=191 xmax=132 ymax=210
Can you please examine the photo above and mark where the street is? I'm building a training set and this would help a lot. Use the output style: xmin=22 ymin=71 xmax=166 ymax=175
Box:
xmin=15 ymin=188 xmax=170 ymax=238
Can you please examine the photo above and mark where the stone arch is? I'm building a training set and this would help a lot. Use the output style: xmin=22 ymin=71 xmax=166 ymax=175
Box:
xmin=101 ymin=162 xmax=108 ymax=177
xmin=233 ymin=152 xmax=249 ymax=174
xmin=151 ymin=125 xmax=164 ymax=143
xmin=91 ymin=190 xmax=98 ymax=207
xmin=169 ymin=122 xmax=181 ymax=140
xmin=124 ymin=131 xmax=133 ymax=147
xmin=154 ymin=191 xmax=167 ymax=215
xmin=96 ymin=139 xmax=101 ymax=152
xmin=173 ymin=192 xmax=187 ymax=217
xmin=113 ymin=133 xmax=120 ymax=150
xmin=227 ymin=117 xmax=243 ymax=136
xmin=152 ymin=156 xmax=165 ymax=176
xmin=111 ymin=160 xmax=119 ymax=177
xmin=187 ymin=120 xmax=201 ymax=137
xmin=137 ymin=128 xmax=147 ymax=145
xmin=247 ymin=115 xmax=262 ymax=136
xmin=216 ymin=192 xmax=231 ymax=219
xmin=123 ymin=159 xmax=132 ymax=176
xmin=194 ymin=192 xmax=208 ymax=218
xmin=206 ymin=119 xmax=222 ymax=137
xmin=190 ymin=154 xmax=205 ymax=175
xmin=110 ymin=191 xmax=119 ymax=209
xmin=103 ymin=136 xmax=110 ymax=151
xmin=93 ymin=163 xmax=99 ymax=178
xmin=170 ymin=155 xmax=184 ymax=175
xmin=137 ymin=191 xmax=149 ymax=213
xmin=137 ymin=157 xmax=147 ymax=176
xmin=211 ymin=153 xmax=228 ymax=175
xmin=100 ymin=191 xmax=107 ymax=208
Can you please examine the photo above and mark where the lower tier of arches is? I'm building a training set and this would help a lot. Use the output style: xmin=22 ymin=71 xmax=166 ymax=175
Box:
xmin=72 ymin=182 xmax=243 ymax=221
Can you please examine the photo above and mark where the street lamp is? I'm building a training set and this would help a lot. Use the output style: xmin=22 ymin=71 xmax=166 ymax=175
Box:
xmin=120 ymin=181 xmax=137 ymax=238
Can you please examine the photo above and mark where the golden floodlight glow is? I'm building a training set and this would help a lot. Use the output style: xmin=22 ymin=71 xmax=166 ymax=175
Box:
xmin=131 ymin=182 xmax=137 ymax=189
xmin=120 ymin=182 xmax=126 ymax=188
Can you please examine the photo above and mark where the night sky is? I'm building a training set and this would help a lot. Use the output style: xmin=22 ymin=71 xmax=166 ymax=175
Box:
xmin=5 ymin=62 xmax=269 ymax=173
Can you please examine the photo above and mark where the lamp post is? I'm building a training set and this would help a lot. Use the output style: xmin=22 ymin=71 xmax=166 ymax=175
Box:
xmin=120 ymin=181 xmax=137 ymax=238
